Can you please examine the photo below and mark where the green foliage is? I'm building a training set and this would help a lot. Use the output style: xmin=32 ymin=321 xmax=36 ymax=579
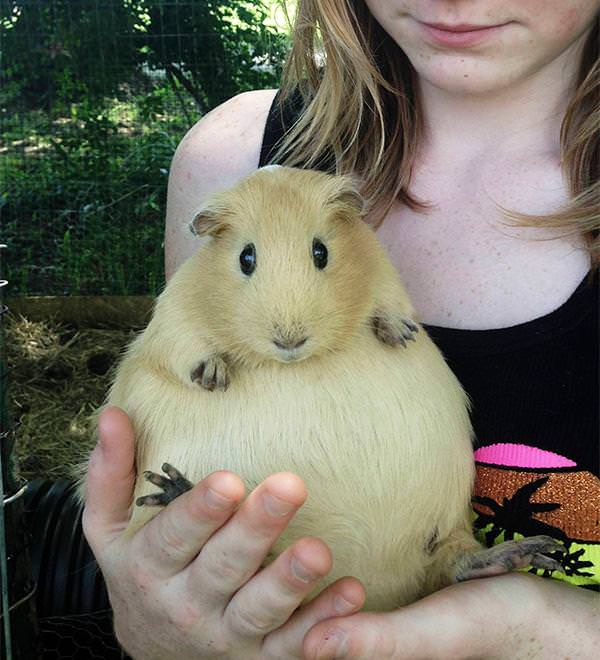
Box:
xmin=0 ymin=1 xmax=290 ymax=296
xmin=0 ymin=0 xmax=288 ymax=113
xmin=2 ymin=90 xmax=186 ymax=296
xmin=134 ymin=0 xmax=288 ymax=111
xmin=0 ymin=0 xmax=139 ymax=110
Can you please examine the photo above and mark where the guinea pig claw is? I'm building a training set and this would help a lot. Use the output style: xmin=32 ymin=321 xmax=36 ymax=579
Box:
xmin=401 ymin=318 xmax=418 ymax=340
xmin=136 ymin=463 xmax=193 ymax=507
xmin=530 ymin=553 xmax=566 ymax=573
xmin=452 ymin=535 xmax=567 ymax=582
xmin=371 ymin=313 xmax=419 ymax=348
xmin=191 ymin=355 xmax=229 ymax=392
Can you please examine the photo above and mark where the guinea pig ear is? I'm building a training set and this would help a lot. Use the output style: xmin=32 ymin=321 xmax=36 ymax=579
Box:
xmin=330 ymin=176 xmax=366 ymax=218
xmin=189 ymin=206 xmax=229 ymax=238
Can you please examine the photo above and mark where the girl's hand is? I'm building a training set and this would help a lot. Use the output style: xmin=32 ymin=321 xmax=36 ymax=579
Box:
xmin=83 ymin=406 xmax=365 ymax=659
xmin=304 ymin=570 xmax=600 ymax=659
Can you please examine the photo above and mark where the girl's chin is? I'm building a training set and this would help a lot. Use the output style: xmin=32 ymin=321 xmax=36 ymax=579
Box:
xmin=413 ymin=61 xmax=521 ymax=97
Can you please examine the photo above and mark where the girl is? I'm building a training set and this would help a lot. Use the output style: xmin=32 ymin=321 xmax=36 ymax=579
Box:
xmin=84 ymin=1 xmax=599 ymax=657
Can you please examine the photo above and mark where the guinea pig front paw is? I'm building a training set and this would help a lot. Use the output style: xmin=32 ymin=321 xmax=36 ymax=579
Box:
xmin=136 ymin=463 xmax=193 ymax=507
xmin=190 ymin=355 xmax=229 ymax=391
xmin=371 ymin=313 xmax=419 ymax=348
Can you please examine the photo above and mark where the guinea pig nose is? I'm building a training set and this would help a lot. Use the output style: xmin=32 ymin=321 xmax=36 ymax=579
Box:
xmin=273 ymin=336 xmax=308 ymax=350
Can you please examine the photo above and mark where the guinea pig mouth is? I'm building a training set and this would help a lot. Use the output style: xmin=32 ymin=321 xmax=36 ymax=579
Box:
xmin=276 ymin=347 xmax=305 ymax=363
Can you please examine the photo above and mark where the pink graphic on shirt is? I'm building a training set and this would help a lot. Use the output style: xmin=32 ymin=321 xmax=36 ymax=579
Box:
xmin=474 ymin=443 xmax=577 ymax=469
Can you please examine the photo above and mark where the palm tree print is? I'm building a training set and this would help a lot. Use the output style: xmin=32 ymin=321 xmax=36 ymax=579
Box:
xmin=529 ymin=540 xmax=594 ymax=579
xmin=472 ymin=475 xmax=567 ymax=546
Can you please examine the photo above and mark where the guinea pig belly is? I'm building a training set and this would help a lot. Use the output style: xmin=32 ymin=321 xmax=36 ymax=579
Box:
xmin=129 ymin=327 xmax=474 ymax=608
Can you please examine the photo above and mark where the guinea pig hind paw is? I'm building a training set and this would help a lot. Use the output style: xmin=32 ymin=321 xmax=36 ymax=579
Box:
xmin=190 ymin=355 xmax=229 ymax=391
xmin=371 ymin=313 xmax=419 ymax=348
xmin=453 ymin=535 xmax=566 ymax=581
xmin=136 ymin=463 xmax=193 ymax=507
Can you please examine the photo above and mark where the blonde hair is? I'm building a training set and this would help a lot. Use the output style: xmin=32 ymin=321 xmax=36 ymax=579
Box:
xmin=274 ymin=1 xmax=599 ymax=266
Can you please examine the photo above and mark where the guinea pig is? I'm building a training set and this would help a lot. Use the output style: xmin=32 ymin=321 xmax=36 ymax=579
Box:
xmin=85 ymin=166 xmax=564 ymax=610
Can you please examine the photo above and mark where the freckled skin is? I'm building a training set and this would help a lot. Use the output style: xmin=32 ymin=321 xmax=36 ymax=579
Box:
xmin=363 ymin=0 xmax=600 ymax=95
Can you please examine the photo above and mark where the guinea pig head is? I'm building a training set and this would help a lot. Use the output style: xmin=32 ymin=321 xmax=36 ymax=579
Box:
xmin=191 ymin=167 xmax=381 ymax=366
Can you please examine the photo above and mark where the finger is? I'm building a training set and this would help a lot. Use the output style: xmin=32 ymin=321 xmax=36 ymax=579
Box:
xmin=131 ymin=470 xmax=245 ymax=578
xmin=187 ymin=472 xmax=307 ymax=607
xmin=82 ymin=406 xmax=137 ymax=553
xmin=225 ymin=536 xmax=333 ymax=640
xmin=303 ymin=612 xmax=401 ymax=660
xmin=304 ymin=593 xmax=466 ymax=660
xmin=264 ymin=576 xmax=365 ymax=659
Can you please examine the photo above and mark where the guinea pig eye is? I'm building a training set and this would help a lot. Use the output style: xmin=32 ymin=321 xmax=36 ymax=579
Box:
xmin=239 ymin=243 xmax=256 ymax=276
xmin=312 ymin=238 xmax=328 ymax=270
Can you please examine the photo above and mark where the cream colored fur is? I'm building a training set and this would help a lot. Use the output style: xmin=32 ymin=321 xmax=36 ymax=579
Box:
xmin=83 ymin=167 xmax=480 ymax=611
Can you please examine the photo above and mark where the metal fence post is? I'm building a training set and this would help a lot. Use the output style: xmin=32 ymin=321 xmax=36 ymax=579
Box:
xmin=0 ymin=243 xmax=39 ymax=658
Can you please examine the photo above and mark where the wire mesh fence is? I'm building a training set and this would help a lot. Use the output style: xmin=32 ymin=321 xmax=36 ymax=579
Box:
xmin=1 ymin=0 xmax=289 ymax=297
xmin=1 ymin=3 xmax=289 ymax=656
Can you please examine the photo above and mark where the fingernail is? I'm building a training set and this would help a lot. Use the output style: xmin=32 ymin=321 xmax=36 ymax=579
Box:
xmin=291 ymin=557 xmax=317 ymax=583
xmin=263 ymin=492 xmax=295 ymax=517
xmin=333 ymin=594 xmax=356 ymax=614
xmin=205 ymin=488 xmax=234 ymax=510
xmin=315 ymin=630 xmax=348 ymax=659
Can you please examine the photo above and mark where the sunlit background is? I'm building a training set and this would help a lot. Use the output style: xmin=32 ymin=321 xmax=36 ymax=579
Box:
xmin=1 ymin=0 xmax=291 ymax=297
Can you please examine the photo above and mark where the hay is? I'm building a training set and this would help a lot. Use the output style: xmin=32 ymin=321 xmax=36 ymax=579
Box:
xmin=5 ymin=313 xmax=137 ymax=480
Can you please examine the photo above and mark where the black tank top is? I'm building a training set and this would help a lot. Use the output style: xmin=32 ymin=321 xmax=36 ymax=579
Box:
xmin=259 ymin=90 xmax=599 ymax=590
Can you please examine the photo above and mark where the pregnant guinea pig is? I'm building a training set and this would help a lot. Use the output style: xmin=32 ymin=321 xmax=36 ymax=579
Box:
xmin=85 ymin=166 xmax=563 ymax=610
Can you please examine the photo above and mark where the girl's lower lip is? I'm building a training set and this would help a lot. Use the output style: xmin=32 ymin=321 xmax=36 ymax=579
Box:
xmin=420 ymin=22 xmax=508 ymax=48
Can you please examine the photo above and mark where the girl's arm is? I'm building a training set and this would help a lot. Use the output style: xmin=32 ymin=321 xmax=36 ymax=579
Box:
xmin=303 ymin=572 xmax=599 ymax=659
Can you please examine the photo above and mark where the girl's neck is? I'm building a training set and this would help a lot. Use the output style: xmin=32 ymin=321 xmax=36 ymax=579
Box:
xmin=416 ymin=37 xmax=586 ymax=164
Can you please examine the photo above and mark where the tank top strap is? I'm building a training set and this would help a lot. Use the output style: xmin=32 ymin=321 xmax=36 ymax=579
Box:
xmin=259 ymin=87 xmax=336 ymax=173
xmin=259 ymin=88 xmax=300 ymax=167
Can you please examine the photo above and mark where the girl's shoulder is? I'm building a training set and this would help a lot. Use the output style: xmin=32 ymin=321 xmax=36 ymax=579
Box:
xmin=165 ymin=89 xmax=278 ymax=275
xmin=175 ymin=89 xmax=278 ymax=177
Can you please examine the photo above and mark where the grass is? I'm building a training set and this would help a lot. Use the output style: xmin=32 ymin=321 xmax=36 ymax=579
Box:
xmin=1 ymin=88 xmax=195 ymax=297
